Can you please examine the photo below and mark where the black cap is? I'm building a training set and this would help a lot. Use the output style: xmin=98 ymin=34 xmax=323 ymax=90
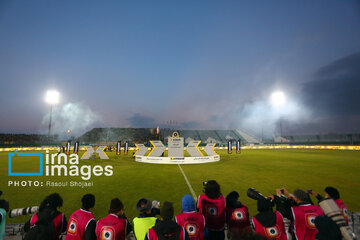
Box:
xmin=136 ymin=198 xmax=152 ymax=212
xmin=325 ymin=187 xmax=340 ymax=200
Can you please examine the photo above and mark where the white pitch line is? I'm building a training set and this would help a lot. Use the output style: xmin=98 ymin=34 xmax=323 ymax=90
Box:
xmin=178 ymin=164 xmax=197 ymax=201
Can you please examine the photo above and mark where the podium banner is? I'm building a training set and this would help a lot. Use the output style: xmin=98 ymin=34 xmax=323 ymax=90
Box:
xmin=135 ymin=155 xmax=220 ymax=164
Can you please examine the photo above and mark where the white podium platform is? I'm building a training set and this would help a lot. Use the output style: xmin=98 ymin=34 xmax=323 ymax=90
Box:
xmin=135 ymin=155 xmax=220 ymax=164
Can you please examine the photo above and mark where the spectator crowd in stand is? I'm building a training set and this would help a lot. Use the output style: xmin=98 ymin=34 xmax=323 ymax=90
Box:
xmin=0 ymin=181 xmax=350 ymax=240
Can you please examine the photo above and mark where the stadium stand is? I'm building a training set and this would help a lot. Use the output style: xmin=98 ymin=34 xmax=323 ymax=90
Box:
xmin=0 ymin=134 xmax=59 ymax=147
xmin=76 ymin=128 xmax=260 ymax=146
xmin=76 ymin=128 xmax=360 ymax=146
xmin=235 ymin=130 xmax=262 ymax=145
xmin=77 ymin=128 xmax=152 ymax=146
xmin=3 ymin=129 xmax=359 ymax=147
xmin=279 ymin=133 xmax=360 ymax=145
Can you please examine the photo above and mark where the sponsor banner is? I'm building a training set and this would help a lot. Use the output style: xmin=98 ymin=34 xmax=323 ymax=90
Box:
xmin=124 ymin=141 xmax=129 ymax=155
xmin=228 ymin=140 xmax=232 ymax=154
xmin=168 ymin=137 xmax=184 ymax=157
xmin=135 ymin=155 xmax=220 ymax=164
xmin=241 ymin=145 xmax=360 ymax=150
xmin=1 ymin=145 xmax=360 ymax=152
xmin=116 ymin=141 xmax=121 ymax=155
xmin=0 ymin=147 xmax=139 ymax=152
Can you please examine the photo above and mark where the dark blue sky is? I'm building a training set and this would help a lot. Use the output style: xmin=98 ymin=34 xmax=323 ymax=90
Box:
xmin=1 ymin=1 xmax=360 ymax=136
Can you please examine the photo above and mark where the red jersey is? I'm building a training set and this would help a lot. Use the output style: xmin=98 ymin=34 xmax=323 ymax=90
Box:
xmin=197 ymin=194 xmax=226 ymax=231
xmin=65 ymin=209 xmax=95 ymax=240
xmin=176 ymin=212 xmax=205 ymax=240
xmin=335 ymin=200 xmax=349 ymax=224
xmin=252 ymin=211 xmax=287 ymax=240
xmin=96 ymin=214 xmax=127 ymax=240
xmin=30 ymin=212 xmax=64 ymax=240
xmin=291 ymin=204 xmax=323 ymax=240
xmin=225 ymin=204 xmax=251 ymax=234
xmin=146 ymin=226 xmax=187 ymax=240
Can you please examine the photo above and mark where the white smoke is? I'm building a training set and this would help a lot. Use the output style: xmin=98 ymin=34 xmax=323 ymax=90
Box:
xmin=42 ymin=102 xmax=101 ymax=138
xmin=237 ymin=97 xmax=310 ymax=138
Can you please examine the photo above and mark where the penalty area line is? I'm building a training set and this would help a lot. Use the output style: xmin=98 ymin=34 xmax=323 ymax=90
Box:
xmin=177 ymin=164 xmax=197 ymax=201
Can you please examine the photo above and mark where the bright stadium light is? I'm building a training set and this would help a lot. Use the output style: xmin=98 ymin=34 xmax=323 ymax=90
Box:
xmin=45 ymin=90 xmax=60 ymax=135
xmin=270 ymin=91 xmax=287 ymax=137
xmin=270 ymin=91 xmax=286 ymax=106
xmin=45 ymin=90 xmax=60 ymax=105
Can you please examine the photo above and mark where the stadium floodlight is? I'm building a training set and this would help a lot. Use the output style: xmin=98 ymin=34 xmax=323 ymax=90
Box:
xmin=45 ymin=90 xmax=60 ymax=105
xmin=270 ymin=91 xmax=286 ymax=107
xmin=270 ymin=91 xmax=286 ymax=137
xmin=45 ymin=90 xmax=60 ymax=135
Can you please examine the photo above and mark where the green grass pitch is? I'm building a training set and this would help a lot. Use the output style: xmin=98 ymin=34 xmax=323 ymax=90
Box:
xmin=1 ymin=149 xmax=360 ymax=224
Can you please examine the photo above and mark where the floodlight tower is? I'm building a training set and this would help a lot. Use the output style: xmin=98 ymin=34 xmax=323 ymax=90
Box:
xmin=270 ymin=91 xmax=286 ymax=136
xmin=45 ymin=90 xmax=60 ymax=135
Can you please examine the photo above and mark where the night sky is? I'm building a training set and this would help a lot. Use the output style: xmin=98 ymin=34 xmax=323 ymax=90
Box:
xmin=1 ymin=1 xmax=360 ymax=137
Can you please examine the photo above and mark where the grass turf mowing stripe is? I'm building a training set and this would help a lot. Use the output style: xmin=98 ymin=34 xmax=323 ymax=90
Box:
xmin=178 ymin=164 xmax=197 ymax=200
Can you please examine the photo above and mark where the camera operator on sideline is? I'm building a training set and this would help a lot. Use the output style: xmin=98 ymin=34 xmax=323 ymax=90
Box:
xmin=176 ymin=194 xmax=206 ymax=240
xmin=273 ymin=188 xmax=323 ymax=240
xmin=310 ymin=187 xmax=349 ymax=224
xmin=314 ymin=215 xmax=342 ymax=240
xmin=197 ymin=180 xmax=226 ymax=240
xmin=65 ymin=194 xmax=96 ymax=240
xmin=251 ymin=196 xmax=287 ymax=240
xmin=145 ymin=201 xmax=190 ymax=240
xmin=0 ymin=191 xmax=9 ymax=240
xmin=96 ymin=198 xmax=132 ymax=240
xmin=225 ymin=191 xmax=251 ymax=239
xmin=24 ymin=193 xmax=67 ymax=240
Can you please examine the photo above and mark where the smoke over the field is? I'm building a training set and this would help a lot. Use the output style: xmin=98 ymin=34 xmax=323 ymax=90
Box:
xmin=235 ymin=97 xmax=310 ymax=138
xmin=42 ymin=102 xmax=101 ymax=138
